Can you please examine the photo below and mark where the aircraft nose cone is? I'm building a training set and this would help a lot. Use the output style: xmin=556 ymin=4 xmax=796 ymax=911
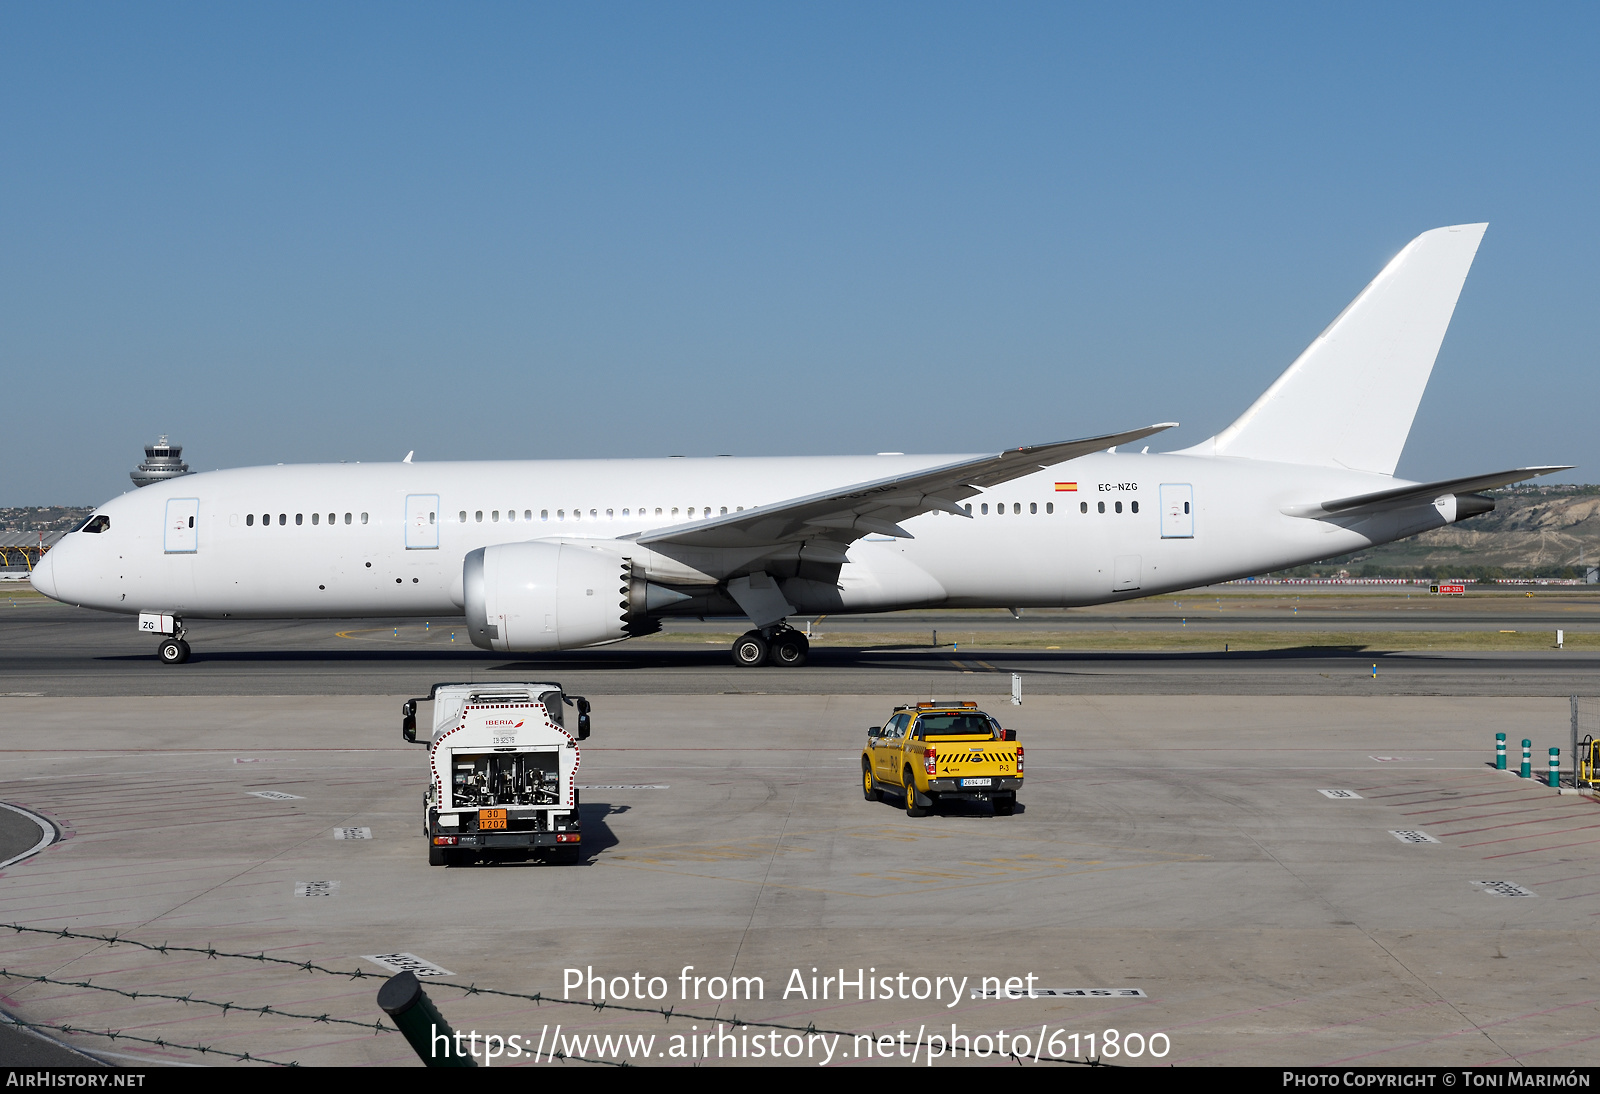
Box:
xmin=30 ymin=550 xmax=58 ymax=599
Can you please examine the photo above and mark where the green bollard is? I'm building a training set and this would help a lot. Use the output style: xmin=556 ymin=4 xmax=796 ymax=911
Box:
xmin=1496 ymin=733 xmax=1506 ymax=770
xmin=1549 ymin=747 xmax=1561 ymax=788
xmin=378 ymin=971 xmax=477 ymax=1067
xmin=1520 ymin=739 xmax=1532 ymax=779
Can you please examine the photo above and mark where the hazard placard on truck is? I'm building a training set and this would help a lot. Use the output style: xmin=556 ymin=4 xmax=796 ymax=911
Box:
xmin=402 ymin=682 xmax=592 ymax=866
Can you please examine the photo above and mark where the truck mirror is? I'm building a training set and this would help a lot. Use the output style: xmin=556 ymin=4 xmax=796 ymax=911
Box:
xmin=402 ymin=715 xmax=417 ymax=743
xmin=573 ymin=696 xmax=592 ymax=741
xmin=402 ymin=699 xmax=417 ymax=718
xmin=868 ymin=726 xmax=882 ymax=737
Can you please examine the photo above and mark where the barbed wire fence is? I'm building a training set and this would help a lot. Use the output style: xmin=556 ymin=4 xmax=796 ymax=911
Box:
xmin=0 ymin=923 xmax=1106 ymax=1067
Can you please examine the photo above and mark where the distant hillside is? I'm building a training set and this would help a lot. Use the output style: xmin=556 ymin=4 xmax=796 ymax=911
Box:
xmin=0 ymin=506 xmax=94 ymax=535
xmin=1272 ymin=484 xmax=1600 ymax=580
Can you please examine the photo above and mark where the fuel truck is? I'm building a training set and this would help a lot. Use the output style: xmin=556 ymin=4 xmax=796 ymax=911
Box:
xmin=402 ymin=682 xmax=591 ymax=866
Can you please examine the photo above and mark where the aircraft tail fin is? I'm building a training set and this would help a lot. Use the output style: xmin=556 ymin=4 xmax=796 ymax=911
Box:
xmin=1190 ymin=223 xmax=1488 ymax=475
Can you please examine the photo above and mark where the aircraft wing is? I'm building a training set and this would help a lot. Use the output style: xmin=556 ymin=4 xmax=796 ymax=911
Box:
xmin=634 ymin=423 xmax=1179 ymax=551
xmin=1282 ymin=465 xmax=1572 ymax=519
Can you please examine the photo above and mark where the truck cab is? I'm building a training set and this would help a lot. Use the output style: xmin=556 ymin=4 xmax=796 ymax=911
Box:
xmin=402 ymin=682 xmax=592 ymax=866
xmin=862 ymin=701 xmax=1021 ymax=816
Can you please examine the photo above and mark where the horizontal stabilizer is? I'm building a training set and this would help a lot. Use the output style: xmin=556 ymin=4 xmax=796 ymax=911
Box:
xmin=1281 ymin=466 xmax=1572 ymax=519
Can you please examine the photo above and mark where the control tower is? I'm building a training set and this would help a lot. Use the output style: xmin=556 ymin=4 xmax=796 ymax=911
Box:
xmin=130 ymin=436 xmax=191 ymax=488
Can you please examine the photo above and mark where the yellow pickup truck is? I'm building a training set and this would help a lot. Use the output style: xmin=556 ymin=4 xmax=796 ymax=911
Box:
xmin=862 ymin=702 xmax=1022 ymax=816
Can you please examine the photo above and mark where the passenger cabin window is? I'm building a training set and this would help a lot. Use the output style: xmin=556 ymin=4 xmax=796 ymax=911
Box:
xmin=329 ymin=513 xmax=336 ymax=524
xmin=459 ymin=511 xmax=467 ymax=522
xmin=1131 ymin=500 xmax=1139 ymax=514
xmin=1114 ymin=502 xmax=1122 ymax=513
xmin=245 ymin=514 xmax=254 ymax=527
xmin=295 ymin=514 xmax=303 ymax=525
xmin=312 ymin=513 xmax=319 ymax=525
xmin=475 ymin=511 xmax=483 ymax=522
xmin=1013 ymin=503 xmax=1021 ymax=514
xmin=1030 ymin=503 xmax=1037 ymax=514
xmin=492 ymin=511 xmax=499 ymax=522
xmin=279 ymin=513 xmax=287 ymax=525
xmin=1046 ymin=503 xmax=1053 ymax=514
xmin=361 ymin=513 xmax=368 ymax=524
xmin=345 ymin=513 xmax=352 ymax=524
xmin=980 ymin=503 xmax=988 ymax=515
xmin=1080 ymin=502 xmax=1087 ymax=513
xmin=79 ymin=515 xmax=110 ymax=533
xmin=524 ymin=510 xmax=531 ymax=521
xmin=1097 ymin=502 xmax=1104 ymax=514
xmin=541 ymin=510 xmax=548 ymax=521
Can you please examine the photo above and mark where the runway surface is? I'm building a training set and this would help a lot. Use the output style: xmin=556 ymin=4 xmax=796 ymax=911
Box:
xmin=2 ymin=595 xmax=1596 ymax=696
xmin=0 ymin=694 xmax=1595 ymax=1068
xmin=2 ymin=590 xmax=1598 ymax=1068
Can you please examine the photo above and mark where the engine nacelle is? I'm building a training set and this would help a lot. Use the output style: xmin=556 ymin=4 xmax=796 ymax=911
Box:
xmin=464 ymin=541 xmax=631 ymax=653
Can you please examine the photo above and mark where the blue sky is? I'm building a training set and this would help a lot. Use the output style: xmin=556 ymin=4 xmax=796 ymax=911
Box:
xmin=3 ymin=3 xmax=1596 ymax=504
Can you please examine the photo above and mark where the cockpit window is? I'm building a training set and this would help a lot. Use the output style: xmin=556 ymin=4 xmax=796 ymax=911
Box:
xmin=79 ymin=515 xmax=110 ymax=534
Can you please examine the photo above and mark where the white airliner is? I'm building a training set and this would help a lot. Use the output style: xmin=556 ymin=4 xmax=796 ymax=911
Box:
xmin=31 ymin=224 xmax=1567 ymax=666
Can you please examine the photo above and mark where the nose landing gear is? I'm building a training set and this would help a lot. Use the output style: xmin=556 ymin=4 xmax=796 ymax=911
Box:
xmin=729 ymin=625 xmax=810 ymax=668
xmin=141 ymin=612 xmax=190 ymax=665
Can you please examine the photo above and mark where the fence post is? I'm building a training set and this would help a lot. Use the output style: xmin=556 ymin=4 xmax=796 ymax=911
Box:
xmin=1573 ymin=697 xmax=1580 ymax=784
xmin=377 ymin=971 xmax=477 ymax=1067
xmin=1549 ymin=748 xmax=1561 ymax=789
xmin=1496 ymin=733 xmax=1506 ymax=770
xmin=1520 ymin=739 xmax=1532 ymax=779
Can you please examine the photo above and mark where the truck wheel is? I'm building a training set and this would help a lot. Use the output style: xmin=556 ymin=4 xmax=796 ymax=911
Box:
xmin=862 ymin=763 xmax=879 ymax=801
xmin=903 ymin=769 xmax=926 ymax=817
xmin=994 ymin=794 xmax=1016 ymax=816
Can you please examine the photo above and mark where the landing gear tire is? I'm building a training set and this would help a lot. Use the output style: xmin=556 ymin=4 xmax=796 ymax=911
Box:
xmin=904 ymin=770 xmax=927 ymax=817
xmin=158 ymin=638 xmax=190 ymax=665
xmin=994 ymin=794 xmax=1016 ymax=816
xmin=863 ymin=763 xmax=880 ymax=801
xmin=731 ymin=631 xmax=768 ymax=668
xmin=768 ymin=630 xmax=809 ymax=667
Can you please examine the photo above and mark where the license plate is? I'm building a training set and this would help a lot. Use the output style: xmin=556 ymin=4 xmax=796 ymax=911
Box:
xmin=479 ymin=808 xmax=507 ymax=830
xmin=961 ymin=778 xmax=992 ymax=788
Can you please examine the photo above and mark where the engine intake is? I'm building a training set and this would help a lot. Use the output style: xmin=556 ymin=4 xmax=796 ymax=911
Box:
xmin=464 ymin=541 xmax=631 ymax=652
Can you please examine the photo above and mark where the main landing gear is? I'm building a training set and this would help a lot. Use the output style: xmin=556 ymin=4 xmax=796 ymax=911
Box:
xmin=730 ymin=625 xmax=810 ymax=668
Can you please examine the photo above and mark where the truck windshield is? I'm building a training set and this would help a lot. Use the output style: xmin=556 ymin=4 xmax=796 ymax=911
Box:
xmin=915 ymin=714 xmax=994 ymax=738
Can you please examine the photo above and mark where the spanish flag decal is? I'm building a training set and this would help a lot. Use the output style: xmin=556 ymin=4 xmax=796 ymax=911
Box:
xmin=1055 ymin=482 xmax=1078 ymax=492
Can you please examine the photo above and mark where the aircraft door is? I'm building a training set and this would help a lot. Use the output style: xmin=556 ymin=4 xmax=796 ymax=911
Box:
xmin=405 ymin=494 xmax=440 ymax=549
xmin=163 ymin=498 xmax=200 ymax=554
xmin=1159 ymin=484 xmax=1194 ymax=538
